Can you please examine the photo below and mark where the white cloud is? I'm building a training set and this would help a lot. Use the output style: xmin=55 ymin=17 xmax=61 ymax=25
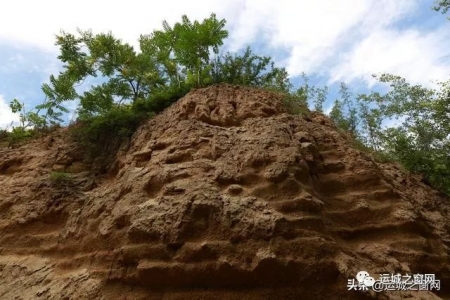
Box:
xmin=0 ymin=0 xmax=448 ymax=90
xmin=0 ymin=95 xmax=19 ymax=129
xmin=329 ymin=26 xmax=450 ymax=87
xmin=0 ymin=53 xmax=24 ymax=72
xmin=0 ymin=0 xmax=240 ymax=53
xmin=225 ymin=1 xmax=421 ymax=75
xmin=226 ymin=0 xmax=450 ymax=87
xmin=323 ymin=105 xmax=333 ymax=116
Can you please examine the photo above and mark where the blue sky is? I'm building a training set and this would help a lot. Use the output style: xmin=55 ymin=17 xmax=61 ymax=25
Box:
xmin=0 ymin=0 xmax=449 ymax=128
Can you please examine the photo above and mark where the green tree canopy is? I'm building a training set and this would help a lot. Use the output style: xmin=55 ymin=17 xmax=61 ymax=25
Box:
xmin=434 ymin=0 xmax=450 ymax=18
xmin=36 ymin=13 xmax=294 ymax=122
xmin=329 ymin=74 xmax=450 ymax=195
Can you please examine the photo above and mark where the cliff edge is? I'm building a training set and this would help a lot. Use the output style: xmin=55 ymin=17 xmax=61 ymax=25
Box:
xmin=1 ymin=84 xmax=449 ymax=299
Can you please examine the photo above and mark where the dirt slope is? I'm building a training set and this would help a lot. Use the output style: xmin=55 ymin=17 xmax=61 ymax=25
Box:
xmin=0 ymin=83 xmax=449 ymax=299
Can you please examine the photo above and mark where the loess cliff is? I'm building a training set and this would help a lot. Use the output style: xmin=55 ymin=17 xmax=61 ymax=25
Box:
xmin=0 ymin=84 xmax=449 ymax=299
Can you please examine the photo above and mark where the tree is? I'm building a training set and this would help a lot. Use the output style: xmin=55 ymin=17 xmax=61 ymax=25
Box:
xmin=175 ymin=14 xmax=228 ymax=87
xmin=10 ymin=99 xmax=46 ymax=130
xmin=297 ymin=73 xmax=328 ymax=112
xmin=210 ymin=47 xmax=292 ymax=92
xmin=363 ymin=74 xmax=450 ymax=194
xmin=140 ymin=13 xmax=228 ymax=88
xmin=326 ymin=74 xmax=449 ymax=194
xmin=38 ymin=73 xmax=76 ymax=122
xmin=339 ymin=83 xmax=358 ymax=135
xmin=356 ymin=93 xmax=383 ymax=151
xmin=38 ymin=29 xmax=157 ymax=119
xmin=311 ymin=85 xmax=328 ymax=113
xmin=329 ymin=99 xmax=347 ymax=129
xmin=433 ymin=0 xmax=450 ymax=18
xmin=328 ymin=83 xmax=358 ymax=137
xmin=37 ymin=14 xmax=228 ymax=120
xmin=1 ymin=99 xmax=47 ymax=148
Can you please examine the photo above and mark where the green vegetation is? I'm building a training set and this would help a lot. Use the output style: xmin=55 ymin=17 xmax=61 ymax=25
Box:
xmin=325 ymin=75 xmax=450 ymax=195
xmin=70 ymin=105 xmax=145 ymax=172
xmin=49 ymin=171 xmax=73 ymax=185
xmin=2 ymin=6 xmax=449 ymax=196
xmin=434 ymin=0 xmax=450 ymax=18
xmin=1 ymin=13 xmax=296 ymax=163
xmin=313 ymin=0 xmax=450 ymax=195
xmin=40 ymin=13 xmax=291 ymax=121
xmin=0 ymin=99 xmax=47 ymax=148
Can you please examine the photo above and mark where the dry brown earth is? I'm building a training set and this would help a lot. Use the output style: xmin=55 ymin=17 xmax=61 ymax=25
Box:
xmin=0 ymin=84 xmax=449 ymax=299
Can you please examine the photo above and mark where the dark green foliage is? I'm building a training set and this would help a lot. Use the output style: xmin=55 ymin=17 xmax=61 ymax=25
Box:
xmin=134 ymin=84 xmax=192 ymax=115
xmin=38 ymin=74 xmax=75 ymax=123
xmin=433 ymin=0 xmax=450 ymax=18
xmin=2 ymin=127 xmax=34 ymax=148
xmin=0 ymin=99 xmax=48 ymax=148
xmin=0 ymin=129 xmax=7 ymax=140
xmin=50 ymin=13 xmax=297 ymax=171
xmin=279 ymin=89 xmax=310 ymax=116
xmin=71 ymin=105 xmax=145 ymax=173
xmin=329 ymin=100 xmax=347 ymax=128
xmin=262 ymin=66 xmax=293 ymax=94
xmin=73 ymin=105 xmax=142 ymax=142
xmin=210 ymin=47 xmax=291 ymax=92
xmin=49 ymin=171 xmax=73 ymax=186
xmin=339 ymin=83 xmax=358 ymax=135
xmin=326 ymin=75 xmax=450 ymax=196
xmin=350 ymin=75 xmax=449 ymax=195
xmin=382 ymin=125 xmax=450 ymax=194
xmin=23 ymin=13 xmax=229 ymax=171
xmin=296 ymin=73 xmax=328 ymax=113
xmin=171 ymin=14 xmax=228 ymax=87
xmin=30 ymin=13 xmax=301 ymax=130
xmin=140 ymin=13 xmax=228 ymax=88
xmin=311 ymin=86 xmax=328 ymax=113
xmin=29 ymin=13 xmax=228 ymax=123
xmin=10 ymin=99 xmax=46 ymax=130
xmin=329 ymin=83 xmax=358 ymax=136
xmin=41 ymin=13 xmax=295 ymax=127
xmin=356 ymin=93 xmax=383 ymax=150
xmin=7 ymin=11 xmax=446 ymax=196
